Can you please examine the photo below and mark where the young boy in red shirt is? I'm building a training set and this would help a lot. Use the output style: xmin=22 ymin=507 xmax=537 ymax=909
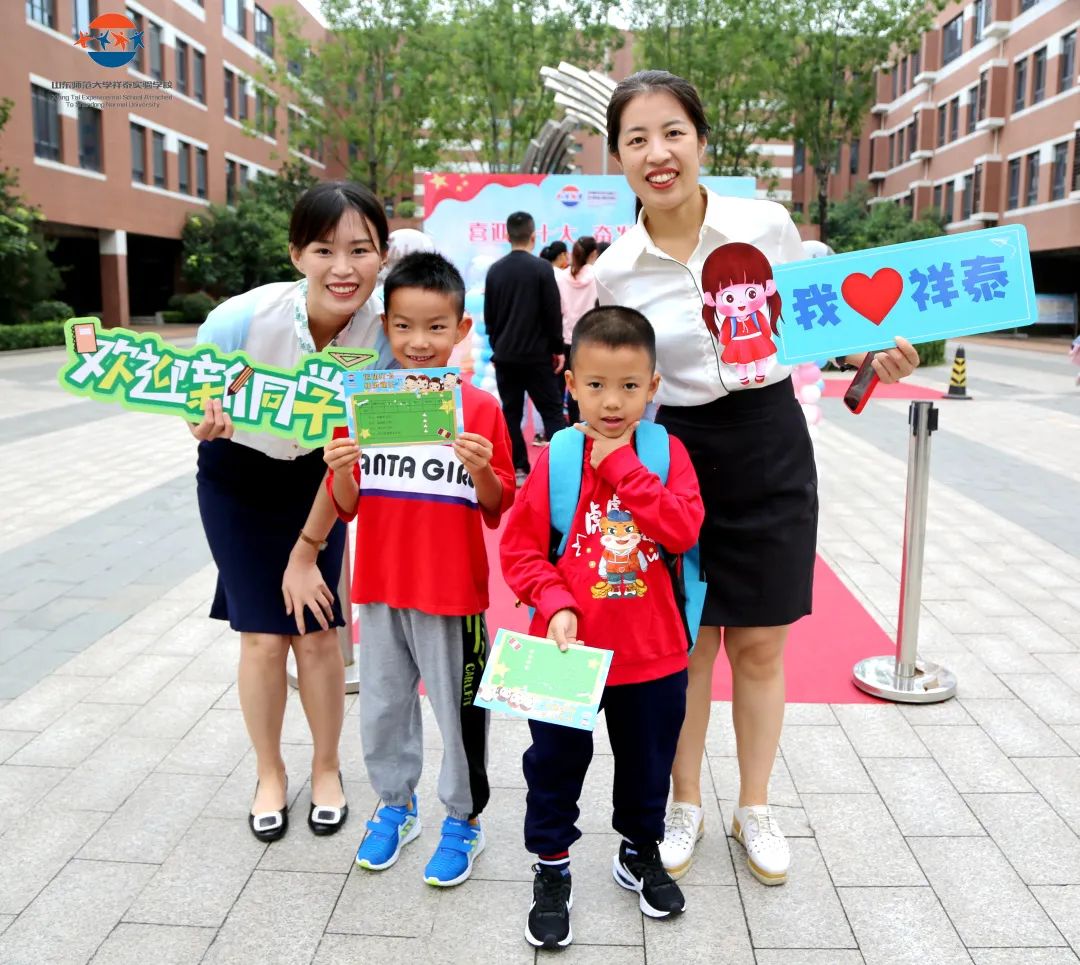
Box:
xmin=323 ymin=253 xmax=514 ymax=886
xmin=501 ymin=306 xmax=705 ymax=948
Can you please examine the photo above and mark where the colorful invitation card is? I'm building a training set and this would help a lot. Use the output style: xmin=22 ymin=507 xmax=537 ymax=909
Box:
xmin=342 ymin=367 xmax=464 ymax=447
xmin=474 ymin=629 xmax=613 ymax=732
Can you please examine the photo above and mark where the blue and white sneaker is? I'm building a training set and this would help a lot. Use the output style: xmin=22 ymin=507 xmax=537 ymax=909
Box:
xmin=424 ymin=815 xmax=485 ymax=886
xmin=355 ymin=795 xmax=421 ymax=871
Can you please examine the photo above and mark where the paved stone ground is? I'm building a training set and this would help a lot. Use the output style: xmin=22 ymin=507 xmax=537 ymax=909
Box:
xmin=1 ymin=339 xmax=1079 ymax=964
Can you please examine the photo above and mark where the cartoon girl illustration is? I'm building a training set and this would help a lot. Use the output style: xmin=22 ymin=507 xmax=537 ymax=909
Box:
xmin=701 ymin=242 xmax=782 ymax=386
xmin=416 ymin=374 xmax=431 ymax=393
xmin=429 ymin=378 xmax=443 ymax=392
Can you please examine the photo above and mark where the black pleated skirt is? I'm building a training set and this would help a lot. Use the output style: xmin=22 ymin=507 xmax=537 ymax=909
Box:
xmin=196 ymin=439 xmax=346 ymax=635
xmin=657 ymin=378 xmax=818 ymax=628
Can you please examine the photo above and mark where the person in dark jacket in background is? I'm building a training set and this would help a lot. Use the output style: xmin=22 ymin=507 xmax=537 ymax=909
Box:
xmin=484 ymin=211 xmax=567 ymax=486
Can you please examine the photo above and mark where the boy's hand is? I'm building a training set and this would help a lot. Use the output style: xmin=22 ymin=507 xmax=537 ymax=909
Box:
xmin=324 ymin=437 xmax=360 ymax=473
xmin=189 ymin=398 xmax=234 ymax=441
xmin=453 ymin=432 xmax=494 ymax=475
xmin=546 ymin=608 xmax=578 ymax=652
xmin=575 ymin=421 xmax=640 ymax=470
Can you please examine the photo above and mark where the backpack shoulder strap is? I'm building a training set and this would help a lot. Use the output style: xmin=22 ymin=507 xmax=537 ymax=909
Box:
xmin=547 ymin=427 xmax=585 ymax=558
xmin=633 ymin=420 xmax=670 ymax=486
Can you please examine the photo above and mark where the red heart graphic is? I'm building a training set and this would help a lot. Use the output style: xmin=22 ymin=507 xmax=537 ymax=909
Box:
xmin=840 ymin=268 xmax=903 ymax=325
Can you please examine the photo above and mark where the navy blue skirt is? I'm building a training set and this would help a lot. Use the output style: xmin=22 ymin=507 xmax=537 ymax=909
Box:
xmin=657 ymin=378 xmax=818 ymax=629
xmin=196 ymin=439 xmax=346 ymax=635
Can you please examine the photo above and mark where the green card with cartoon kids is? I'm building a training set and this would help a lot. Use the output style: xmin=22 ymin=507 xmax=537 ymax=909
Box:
xmin=475 ymin=629 xmax=613 ymax=732
xmin=342 ymin=367 xmax=465 ymax=448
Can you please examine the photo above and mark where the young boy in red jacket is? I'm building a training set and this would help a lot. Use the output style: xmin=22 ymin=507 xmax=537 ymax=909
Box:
xmin=500 ymin=306 xmax=705 ymax=949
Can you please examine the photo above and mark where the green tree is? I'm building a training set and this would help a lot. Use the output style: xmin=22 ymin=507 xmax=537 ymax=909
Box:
xmin=0 ymin=98 xmax=63 ymax=322
xmin=826 ymin=184 xmax=945 ymax=253
xmin=180 ymin=163 xmax=315 ymax=295
xmin=774 ymin=0 xmax=942 ymax=246
xmin=629 ymin=0 xmax=786 ymax=180
xmin=274 ymin=0 xmax=447 ymax=205
xmin=435 ymin=0 xmax=623 ymax=173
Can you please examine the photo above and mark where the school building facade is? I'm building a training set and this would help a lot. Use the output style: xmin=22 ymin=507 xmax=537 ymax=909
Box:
xmin=790 ymin=0 xmax=1079 ymax=310
xmin=4 ymin=0 xmax=333 ymax=327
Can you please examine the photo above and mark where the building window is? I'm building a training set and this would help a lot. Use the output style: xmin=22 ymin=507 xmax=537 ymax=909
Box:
xmin=972 ymin=0 xmax=985 ymax=44
xmin=1051 ymin=142 xmax=1068 ymax=200
xmin=196 ymin=147 xmax=207 ymax=199
xmin=224 ymin=68 xmax=236 ymax=118
xmin=849 ymin=139 xmax=859 ymax=175
xmin=223 ymin=0 xmax=244 ymax=35
xmin=907 ymin=122 xmax=917 ymax=157
xmin=949 ymin=96 xmax=959 ymax=142
xmin=942 ymin=15 xmax=962 ymax=65
xmin=912 ymin=49 xmax=921 ymax=80
xmin=237 ymin=78 xmax=248 ymax=121
xmin=890 ymin=68 xmax=898 ymax=101
xmin=937 ymin=104 xmax=947 ymax=146
xmin=1032 ymin=48 xmax=1046 ymax=104
xmin=27 ymin=0 xmax=56 ymax=28
xmin=71 ymin=0 xmax=97 ymax=38
xmin=152 ymin=130 xmax=166 ymax=187
xmin=961 ymin=174 xmax=973 ymax=219
xmin=255 ymin=89 xmax=277 ymax=137
xmin=888 ymin=132 xmax=896 ymax=168
xmin=31 ymin=85 xmax=61 ymax=161
xmin=972 ymin=163 xmax=983 ymax=214
xmin=966 ymin=86 xmax=978 ymax=133
xmin=977 ymin=72 xmax=988 ymax=121
xmin=77 ymin=104 xmax=102 ymax=171
xmin=193 ymin=50 xmax=205 ymax=103
xmin=1062 ymin=32 xmax=1076 ymax=93
xmin=793 ymin=141 xmax=805 ymax=174
xmin=175 ymin=39 xmax=189 ymax=96
xmin=126 ymin=8 xmax=144 ymax=73
xmin=900 ymin=58 xmax=908 ymax=92
xmin=933 ymin=183 xmax=942 ymax=210
xmin=178 ymin=142 xmax=191 ymax=195
xmin=1007 ymin=157 xmax=1021 ymax=209
xmin=1019 ymin=0 xmax=1039 ymax=9
xmin=1073 ymin=131 xmax=1080 ymax=193
xmin=1024 ymin=151 xmax=1039 ymax=206
xmin=1013 ymin=59 xmax=1027 ymax=112
xmin=943 ymin=181 xmax=955 ymax=222
xmin=226 ymin=159 xmax=238 ymax=204
xmin=254 ymin=5 xmax=274 ymax=56
xmin=130 ymin=122 xmax=146 ymax=182
xmin=149 ymin=22 xmax=163 ymax=82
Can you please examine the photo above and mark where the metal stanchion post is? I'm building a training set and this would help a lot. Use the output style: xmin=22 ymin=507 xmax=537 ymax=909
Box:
xmin=288 ymin=522 xmax=360 ymax=694
xmin=853 ymin=401 xmax=958 ymax=703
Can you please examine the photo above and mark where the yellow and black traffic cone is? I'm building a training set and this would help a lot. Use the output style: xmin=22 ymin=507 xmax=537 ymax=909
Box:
xmin=944 ymin=344 xmax=971 ymax=400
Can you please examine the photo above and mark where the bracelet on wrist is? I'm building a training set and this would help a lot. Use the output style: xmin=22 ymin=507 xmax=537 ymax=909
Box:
xmin=297 ymin=530 xmax=328 ymax=552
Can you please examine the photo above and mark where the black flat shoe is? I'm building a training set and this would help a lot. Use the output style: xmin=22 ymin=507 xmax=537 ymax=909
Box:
xmin=249 ymin=777 xmax=289 ymax=843
xmin=308 ymin=770 xmax=348 ymax=836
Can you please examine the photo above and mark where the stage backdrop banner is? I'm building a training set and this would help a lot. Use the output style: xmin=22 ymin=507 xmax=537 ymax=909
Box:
xmin=423 ymin=173 xmax=756 ymax=288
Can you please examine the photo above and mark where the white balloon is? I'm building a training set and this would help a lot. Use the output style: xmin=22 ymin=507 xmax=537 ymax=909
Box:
xmin=480 ymin=374 xmax=498 ymax=394
xmin=800 ymin=384 xmax=822 ymax=405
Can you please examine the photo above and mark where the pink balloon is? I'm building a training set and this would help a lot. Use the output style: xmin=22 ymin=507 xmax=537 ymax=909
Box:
xmin=803 ymin=404 xmax=822 ymax=426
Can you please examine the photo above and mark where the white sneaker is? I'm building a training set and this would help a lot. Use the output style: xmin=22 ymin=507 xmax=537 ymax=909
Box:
xmin=658 ymin=801 xmax=704 ymax=880
xmin=732 ymin=804 xmax=789 ymax=886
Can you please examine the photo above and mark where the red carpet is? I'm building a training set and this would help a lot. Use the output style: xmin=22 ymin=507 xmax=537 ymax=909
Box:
xmin=822 ymin=375 xmax=941 ymax=400
xmin=482 ymin=516 xmax=892 ymax=704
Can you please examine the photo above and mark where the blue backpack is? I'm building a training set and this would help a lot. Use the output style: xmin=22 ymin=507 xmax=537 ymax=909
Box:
xmin=546 ymin=421 xmax=707 ymax=650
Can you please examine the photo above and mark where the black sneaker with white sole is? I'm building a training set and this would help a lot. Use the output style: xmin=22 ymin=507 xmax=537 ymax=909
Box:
xmin=612 ymin=841 xmax=686 ymax=918
xmin=525 ymin=863 xmax=573 ymax=949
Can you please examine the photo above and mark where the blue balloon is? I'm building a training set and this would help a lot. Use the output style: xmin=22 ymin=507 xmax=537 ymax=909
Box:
xmin=816 ymin=378 xmax=825 ymax=391
xmin=815 ymin=358 xmax=831 ymax=369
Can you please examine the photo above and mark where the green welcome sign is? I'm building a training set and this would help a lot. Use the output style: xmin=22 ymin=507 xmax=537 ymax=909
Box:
xmin=57 ymin=318 xmax=377 ymax=447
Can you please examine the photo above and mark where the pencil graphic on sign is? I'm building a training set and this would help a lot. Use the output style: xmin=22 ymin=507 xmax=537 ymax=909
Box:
xmin=227 ymin=365 xmax=255 ymax=395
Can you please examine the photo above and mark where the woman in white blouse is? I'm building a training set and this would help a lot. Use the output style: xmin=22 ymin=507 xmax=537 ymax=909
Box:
xmin=190 ymin=182 xmax=390 ymax=843
xmin=595 ymin=71 xmax=918 ymax=886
